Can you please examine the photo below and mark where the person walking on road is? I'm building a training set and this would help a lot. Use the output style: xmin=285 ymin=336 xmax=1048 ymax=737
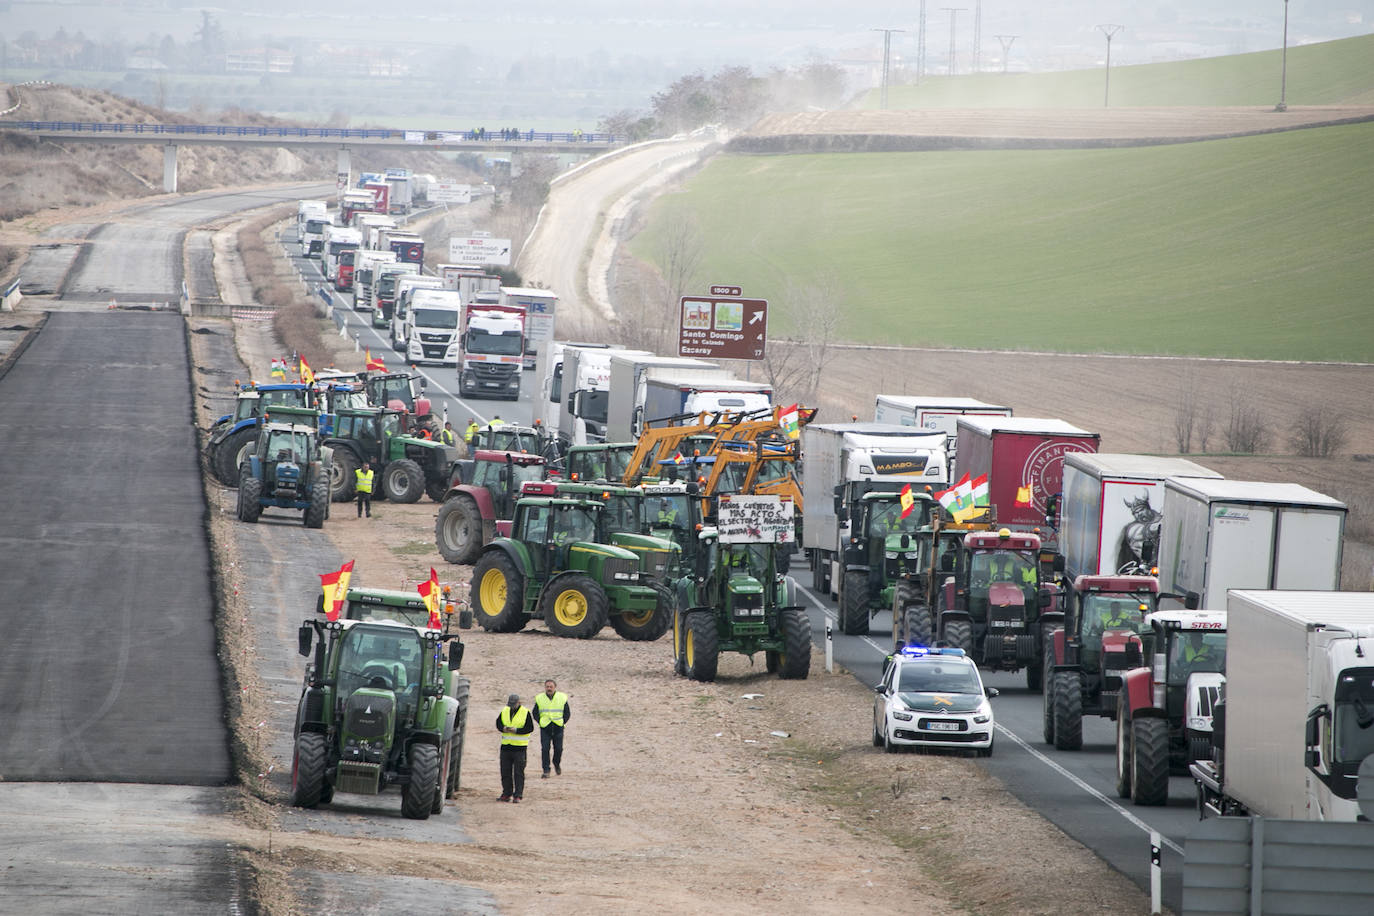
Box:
xmin=355 ymin=460 xmax=374 ymax=518
xmin=535 ymin=679 xmax=571 ymax=778
xmin=497 ymin=692 xmax=534 ymax=802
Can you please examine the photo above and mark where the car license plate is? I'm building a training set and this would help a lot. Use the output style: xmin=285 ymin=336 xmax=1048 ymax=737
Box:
xmin=926 ymin=721 xmax=959 ymax=731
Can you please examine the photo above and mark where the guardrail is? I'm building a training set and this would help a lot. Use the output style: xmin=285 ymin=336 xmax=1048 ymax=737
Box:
xmin=0 ymin=120 xmax=621 ymax=144
xmin=2 ymin=277 xmax=21 ymax=312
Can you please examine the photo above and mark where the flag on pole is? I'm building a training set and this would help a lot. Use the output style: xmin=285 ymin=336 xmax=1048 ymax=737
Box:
xmin=1015 ymin=485 xmax=1034 ymax=507
xmin=967 ymin=474 xmax=991 ymax=519
xmin=778 ymin=403 xmax=801 ymax=440
xmin=417 ymin=567 xmax=441 ymax=629
xmin=320 ymin=560 xmax=355 ymax=622
xmin=899 ymin=484 xmax=915 ymax=519
xmin=270 ymin=357 xmax=287 ymax=380
xmin=298 ymin=356 xmax=315 ymax=385
xmin=934 ymin=473 xmax=973 ymax=518
xmin=366 ymin=350 xmax=386 ymax=372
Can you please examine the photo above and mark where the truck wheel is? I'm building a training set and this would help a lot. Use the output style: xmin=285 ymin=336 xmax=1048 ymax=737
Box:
xmin=289 ymin=732 xmax=327 ymax=808
xmin=672 ymin=610 xmax=687 ymax=677
xmin=1052 ymin=670 xmax=1083 ymax=750
xmin=330 ymin=449 xmax=359 ymax=503
xmin=541 ymin=575 xmax=608 ymax=639
xmin=777 ymin=607 xmax=812 ymax=680
xmin=471 ymin=551 xmax=527 ymax=632
xmin=237 ymin=475 xmax=262 ymax=523
xmin=610 ymin=591 xmax=670 ymax=641
xmin=1130 ymin=717 xmax=1170 ymax=806
xmin=1115 ymin=695 xmax=1133 ymax=799
xmin=839 ymin=570 xmax=870 ymax=635
xmin=684 ymin=611 xmax=719 ymax=682
xmin=382 ymin=458 xmax=425 ymax=503
xmin=304 ymin=481 xmax=328 ymax=529
xmin=401 ymin=743 xmax=439 ymax=820
xmin=944 ymin=619 xmax=973 ymax=656
xmin=214 ymin=427 xmax=257 ymax=487
xmin=436 ymin=496 xmax=483 ymax=565
xmin=448 ymin=677 xmax=470 ymax=797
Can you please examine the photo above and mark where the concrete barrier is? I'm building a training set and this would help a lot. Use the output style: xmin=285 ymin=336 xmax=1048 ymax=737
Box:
xmin=2 ymin=278 xmax=21 ymax=312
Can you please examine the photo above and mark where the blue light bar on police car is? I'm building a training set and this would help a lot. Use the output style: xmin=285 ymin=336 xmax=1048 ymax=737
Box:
xmin=897 ymin=645 xmax=966 ymax=658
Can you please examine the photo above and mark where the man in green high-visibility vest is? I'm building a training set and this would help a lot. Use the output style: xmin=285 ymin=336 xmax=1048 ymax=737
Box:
xmin=497 ymin=692 xmax=534 ymax=803
xmin=535 ymin=679 xmax=572 ymax=778
xmin=355 ymin=460 xmax=374 ymax=518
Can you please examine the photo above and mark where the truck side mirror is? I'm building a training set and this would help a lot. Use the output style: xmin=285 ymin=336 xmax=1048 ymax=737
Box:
xmin=297 ymin=624 xmax=313 ymax=657
xmin=1052 ymin=554 xmax=1066 ymax=573
xmin=1184 ymin=591 xmax=1200 ymax=610
xmin=459 ymin=608 xmax=473 ymax=629
xmin=448 ymin=641 xmax=466 ymax=670
xmin=1039 ymin=591 xmax=1052 ymax=609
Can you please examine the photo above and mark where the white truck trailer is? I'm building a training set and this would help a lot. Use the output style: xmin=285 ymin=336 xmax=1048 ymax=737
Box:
xmin=498 ymin=287 xmax=560 ymax=371
xmin=639 ymin=377 xmax=773 ymax=431
xmin=560 ymin=347 xmax=657 ymax=445
xmin=603 ymin=355 xmax=728 ymax=443
xmin=1157 ymin=479 xmax=1346 ymax=610
xmin=1192 ymin=591 xmax=1374 ymax=821
xmin=873 ymin=395 xmax=1012 ymax=474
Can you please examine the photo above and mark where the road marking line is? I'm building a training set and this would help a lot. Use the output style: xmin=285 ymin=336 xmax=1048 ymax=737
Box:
xmin=794 ymin=580 xmax=891 ymax=656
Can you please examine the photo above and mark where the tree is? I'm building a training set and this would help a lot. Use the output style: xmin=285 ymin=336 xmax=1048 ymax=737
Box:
xmin=196 ymin=12 xmax=224 ymax=56
xmin=1288 ymin=406 xmax=1348 ymax=458
xmin=762 ymin=273 xmax=844 ymax=405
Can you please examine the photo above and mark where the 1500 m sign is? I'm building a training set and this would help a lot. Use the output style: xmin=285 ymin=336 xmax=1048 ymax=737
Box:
xmin=678 ymin=291 xmax=767 ymax=361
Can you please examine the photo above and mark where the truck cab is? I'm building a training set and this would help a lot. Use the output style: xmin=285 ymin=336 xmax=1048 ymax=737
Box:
xmin=386 ymin=274 xmax=444 ymax=334
xmin=459 ymin=305 xmax=525 ymax=400
xmin=322 ymin=227 xmax=361 ymax=283
xmin=404 ymin=289 xmax=463 ymax=367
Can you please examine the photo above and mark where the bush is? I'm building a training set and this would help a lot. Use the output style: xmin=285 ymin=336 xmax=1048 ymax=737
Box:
xmin=1224 ymin=391 xmax=1269 ymax=454
xmin=1288 ymin=407 xmax=1348 ymax=458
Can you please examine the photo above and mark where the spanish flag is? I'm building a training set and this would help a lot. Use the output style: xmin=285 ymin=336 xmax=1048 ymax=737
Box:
xmin=417 ymin=567 xmax=441 ymax=629
xmin=299 ymin=356 xmax=315 ymax=385
xmin=899 ymin=483 xmax=915 ymax=519
xmin=366 ymin=350 xmax=386 ymax=373
xmin=320 ymin=560 xmax=355 ymax=622
xmin=1015 ymin=485 xmax=1034 ymax=507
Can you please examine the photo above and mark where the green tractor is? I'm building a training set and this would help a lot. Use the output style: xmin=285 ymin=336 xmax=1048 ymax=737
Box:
xmin=891 ymin=514 xmax=989 ymax=652
xmin=325 ymin=406 xmax=459 ymax=504
xmin=838 ymin=490 xmax=937 ymax=635
xmin=291 ymin=608 xmax=469 ymax=819
xmin=563 ymin=442 xmax=636 ymax=483
xmin=672 ymin=495 xmax=811 ymax=683
xmin=470 ymin=495 xmax=672 ymax=640
xmin=236 ymin=418 xmax=331 ymax=528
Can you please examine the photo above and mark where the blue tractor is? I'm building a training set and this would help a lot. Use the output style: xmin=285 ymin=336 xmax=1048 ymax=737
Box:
xmin=237 ymin=419 xmax=331 ymax=528
xmin=206 ymin=383 xmax=317 ymax=486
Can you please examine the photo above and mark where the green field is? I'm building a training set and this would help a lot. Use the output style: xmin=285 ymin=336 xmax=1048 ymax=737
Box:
xmin=864 ymin=33 xmax=1374 ymax=108
xmin=631 ymin=121 xmax=1374 ymax=361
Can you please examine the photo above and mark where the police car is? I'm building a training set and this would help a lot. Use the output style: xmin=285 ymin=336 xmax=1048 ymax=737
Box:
xmin=872 ymin=646 xmax=998 ymax=756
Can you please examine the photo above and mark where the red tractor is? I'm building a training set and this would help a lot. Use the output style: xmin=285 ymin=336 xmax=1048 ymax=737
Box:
xmin=1042 ymin=575 xmax=1155 ymax=751
xmin=434 ymin=450 xmax=547 ymax=565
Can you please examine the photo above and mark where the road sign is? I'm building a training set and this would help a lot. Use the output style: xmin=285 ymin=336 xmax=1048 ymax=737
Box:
xmin=448 ymin=236 xmax=511 ymax=266
xmin=428 ymin=182 xmax=472 ymax=204
xmin=678 ymin=293 xmax=767 ymax=360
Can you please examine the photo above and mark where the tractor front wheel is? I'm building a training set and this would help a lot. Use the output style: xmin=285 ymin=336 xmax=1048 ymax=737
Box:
xmin=1115 ymin=694 xmax=1133 ymax=799
xmin=1131 ymin=717 xmax=1170 ymax=806
xmin=1052 ymin=670 xmax=1083 ymax=751
xmin=304 ymin=481 xmax=328 ymax=529
xmin=777 ymin=607 xmax=812 ymax=680
xmin=944 ymin=619 xmax=973 ymax=656
xmin=542 ymin=575 xmax=609 ymax=639
xmin=401 ymin=742 xmax=439 ymax=820
xmin=839 ymin=570 xmax=870 ymax=635
xmin=289 ymin=732 xmax=327 ymax=808
xmin=330 ymin=449 xmax=359 ymax=503
xmin=436 ymin=496 xmax=483 ymax=565
xmin=902 ymin=603 xmax=934 ymax=652
xmin=610 ymin=590 xmax=671 ymax=641
xmin=684 ymin=611 xmax=719 ymax=682
xmin=471 ymin=551 xmax=528 ymax=633
xmin=447 ymin=676 xmax=470 ymax=798
xmin=432 ymin=741 xmax=451 ymax=815
xmin=237 ymin=475 xmax=262 ymax=523
xmin=671 ymin=610 xmax=687 ymax=677
xmin=383 ymin=458 xmax=425 ymax=503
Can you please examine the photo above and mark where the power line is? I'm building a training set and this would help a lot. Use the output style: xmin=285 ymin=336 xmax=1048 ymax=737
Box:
xmin=872 ymin=28 xmax=906 ymax=109
xmin=940 ymin=8 xmax=967 ymax=76
xmin=995 ymin=35 xmax=1017 ymax=74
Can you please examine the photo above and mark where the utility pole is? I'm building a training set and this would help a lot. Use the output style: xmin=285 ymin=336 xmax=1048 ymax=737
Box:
xmin=973 ymin=0 xmax=982 ymax=74
xmin=1097 ymin=24 xmax=1123 ymax=107
xmin=941 ymin=8 xmax=967 ymax=76
xmin=917 ymin=0 xmax=928 ymax=84
xmin=873 ymin=28 xmax=905 ymax=109
xmin=1276 ymin=0 xmax=1290 ymax=111
xmin=995 ymin=35 xmax=1017 ymax=74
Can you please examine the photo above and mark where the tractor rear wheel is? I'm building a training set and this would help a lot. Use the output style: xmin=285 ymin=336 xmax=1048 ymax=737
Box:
xmin=436 ymin=496 xmax=483 ymax=565
xmin=330 ymin=449 xmax=359 ymax=503
xmin=237 ymin=475 xmax=263 ymax=523
xmin=304 ymin=481 xmax=328 ymax=529
xmin=289 ymin=732 xmax=327 ymax=808
xmin=777 ymin=607 xmax=812 ymax=680
xmin=684 ymin=611 xmax=719 ymax=682
xmin=425 ymin=476 xmax=448 ymax=503
xmin=610 ymin=592 xmax=670 ymax=641
xmin=892 ymin=580 xmax=927 ymax=647
xmin=1131 ymin=717 xmax=1170 ymax=806
xmin=383 ymin=458 xmax=425 ymax=503
xmin=944 ymin=619 xmax=973 ymax=656
xmin=214 ymin=427 xmax=257 ymax=487
xmin=471 ymin=552 xmax=527 ymax=633
xmin=902 ymin=603 xmax=934 ymax=652
xmin=401 ymin=743 xmax=439 ymax=820
xmin=1052 ymin=670 xmax=1083 ymax=751
xmin=447 ymin=676 xmax=470 ymax=798
xmin=839 ymin=570 xmax=870 ymax=635
xmin=541 ymin=575 xmax=608 ymax=639
xmin=1115 ymin=695 xmax=1133 ymax=799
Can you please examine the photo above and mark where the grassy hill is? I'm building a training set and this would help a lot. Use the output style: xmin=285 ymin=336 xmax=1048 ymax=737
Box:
xmin=864 ymin=33 xmax=1374 ymax=109
xmin=630 ymin=120 xmax=1374 ymax=361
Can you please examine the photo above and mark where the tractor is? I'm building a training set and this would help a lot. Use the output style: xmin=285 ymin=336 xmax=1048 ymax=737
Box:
xmin=236 ymin=419 xmax=331 ymax=528
xmin=434 ymin=450 xmax=548 ymax=565
xmin=469 ymin=495 xmax=668 ymax=640
xmin=1115 ymin=609 xmax=1227 ymax=806
xmin=672 ymin=495 xmax=811 ymax=683
xmin=935 ymin=528 xmax=1058 ymax=684
xmin=837 ymin=489 xmax=937 ymax=635
xmin=892 ymin=513 xmax=993 ymax=652
xmin=564 ymin=442 xmax=636 ymax=484
xmin=290 ymin=609 xmax=469 ymax=819
xmin=361 ymin=371 xmax=439 ymax=438
xmin=206 ymin=382 xmax=317 ymax=486
xmin=1042 ymin=575 xmax=1156 ymax=751
xmin=324 ymin=406 xmax=459 ymax=504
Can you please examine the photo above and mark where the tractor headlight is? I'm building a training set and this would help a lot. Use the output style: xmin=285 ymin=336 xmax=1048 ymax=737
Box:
xmin=905 ymin=551 xmax=920 ymax=560
xmin=885 ymin=551 xmax=898 ymax=560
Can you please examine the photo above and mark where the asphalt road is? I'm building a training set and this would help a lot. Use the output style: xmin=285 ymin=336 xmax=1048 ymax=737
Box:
xmin=0 ymin=311 xmax=229 ymax=784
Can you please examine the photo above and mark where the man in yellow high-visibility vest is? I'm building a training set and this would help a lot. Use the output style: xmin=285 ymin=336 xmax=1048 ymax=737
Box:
xmin=535 ymin=679 xmax=572 ymax=778
xmin=355 ymin=460 xmax=374 ymax=518
xmin=496 ymin=693 xmax=534 ymax=802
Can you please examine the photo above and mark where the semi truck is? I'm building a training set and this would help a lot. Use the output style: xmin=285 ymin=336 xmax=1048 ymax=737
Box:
xmin=562 ymin=347 xmax=657 ymax=446
xmin=379 ymin=228 xmax=425 ymax=266
xmin=640 ymin=378 xmax=773 ymax=433
xmin=340 ymin=189 xmax=379 ymax=225
xmin=1058 ymin=453 xmax=1221 ymax=581
xmin=322 ymin=226 xmax=361 ymax=284
xmin=604 ymin=355 xmax=728 ymax=442
xmin=534 ymin=341 xmax=614 ymax=434
xmin=459 ymin=302 xmax=525 ymax=400
xmin=403 ymin=288 xmax=464 ymax=367
xmin=953 ymin=416 xmax=1100 ymax=553
xmin=297 ymin=200 xmax=327 ymax=252
xmin=1156 ymin=478 xmax=1347 ymax=610
xmin=384 ymin=168 xmax=413 ymax=213
xmin=383 ymin=274 xmax=444 ymax=333
xmin=499 ymin=287 xmax=559 ymax=370
xmin=352 ymin=250 xmax=398 ymax=311
xmin=371 ymin=262 xmax=420 ymax=328
xmin=800 ymin=422 xmax=950 ymax=600
xmin=874 ymin=396 xmax=1012 ymax=474
xmin=1192 ymin=591 xmax=1374 ymax=821
xmin=440 ymin=266 xmax=502 ymax=301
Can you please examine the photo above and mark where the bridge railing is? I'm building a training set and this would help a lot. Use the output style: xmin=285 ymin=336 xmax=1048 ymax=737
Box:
xmin=0 ymin=120 xmax=621 ymax=144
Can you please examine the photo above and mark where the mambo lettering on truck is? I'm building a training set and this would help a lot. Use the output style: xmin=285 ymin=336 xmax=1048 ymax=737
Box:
xmin=871 ymin=455 xmax=928 ymax=475
xmin=718 ymin=495 xmax=795 ymax=544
